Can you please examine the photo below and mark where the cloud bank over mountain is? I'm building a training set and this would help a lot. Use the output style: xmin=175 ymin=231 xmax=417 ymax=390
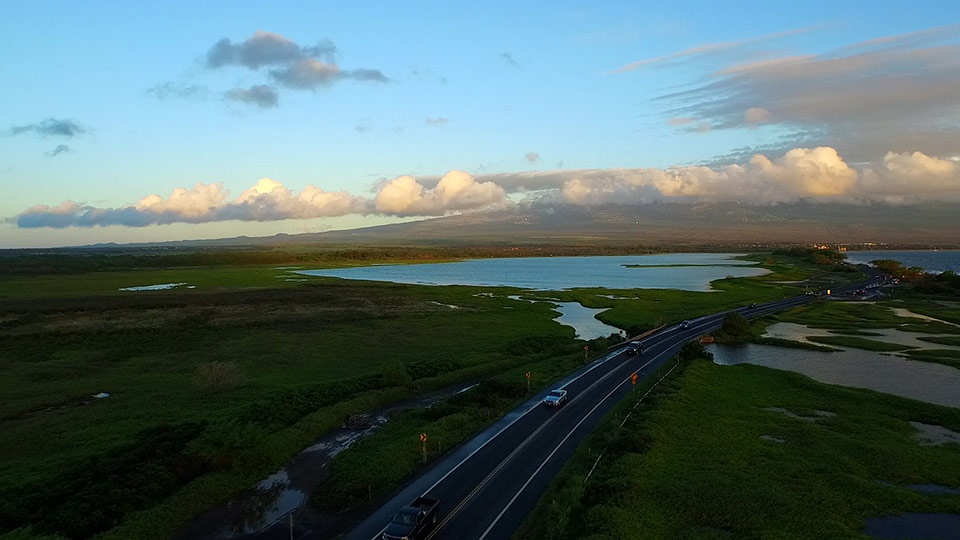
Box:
xmin=14 ymin=146 xmax=960 ymax=229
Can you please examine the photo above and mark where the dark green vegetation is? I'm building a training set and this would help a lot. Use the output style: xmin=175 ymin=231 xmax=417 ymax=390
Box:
xmin=0 ymin=246 xmax=857 ymax=538
xmin=517 ymin=354 xmax=960 ymax=540
xmin=0 ymin=277 xmax=580 ymax=539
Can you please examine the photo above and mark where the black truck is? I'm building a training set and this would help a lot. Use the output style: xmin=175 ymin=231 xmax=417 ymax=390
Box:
xmin=382 ymin=496 xmax=440 ymax=540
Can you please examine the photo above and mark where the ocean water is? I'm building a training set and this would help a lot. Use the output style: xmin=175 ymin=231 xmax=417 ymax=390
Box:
xmin=845 ymin=250 xmax=960 ymax=273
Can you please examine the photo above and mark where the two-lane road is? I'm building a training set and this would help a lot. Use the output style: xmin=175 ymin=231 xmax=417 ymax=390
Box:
xmin=349 ymin=277 xmax=881 ymax=540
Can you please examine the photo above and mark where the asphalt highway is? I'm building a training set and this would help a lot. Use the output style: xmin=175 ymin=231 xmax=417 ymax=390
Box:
xmin=348 ymin=277 xmax=881 ymax=540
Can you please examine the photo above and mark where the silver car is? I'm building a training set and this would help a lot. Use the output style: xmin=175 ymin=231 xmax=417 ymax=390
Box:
xmin=543 ymin=389 xmax=567 ymax=407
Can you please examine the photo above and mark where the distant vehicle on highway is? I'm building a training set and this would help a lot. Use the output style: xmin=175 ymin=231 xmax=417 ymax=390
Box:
xmin=679 ymin=320 xmax=691 ymax=329
xmin=625 ymin=342 xmax=643 ymax=355
xmin=382 ymin=496 xmax=439 ymax=540
xmin=543 ymin=389 xmax=567 ymax=407
xmin=747 ymin=302 xmax=757 ymax=309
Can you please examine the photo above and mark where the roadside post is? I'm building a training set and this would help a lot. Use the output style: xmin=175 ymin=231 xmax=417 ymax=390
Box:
xmin=420 ymin=433 xmax=427 ymax=464
xmin=525 ymin=371 xmax=531 ymax=393
xmin=631 ymin=372 xmax=638 ymax=394
xmin=584 ymin=345 xmax=589 ymax=362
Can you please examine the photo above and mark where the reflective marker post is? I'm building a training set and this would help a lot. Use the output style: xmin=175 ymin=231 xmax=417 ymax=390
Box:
xmin=525 ymin=371 xmax=531 ymax=393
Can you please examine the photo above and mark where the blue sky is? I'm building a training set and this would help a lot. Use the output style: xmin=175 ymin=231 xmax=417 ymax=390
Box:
xmin=2 ymin=1 xmax=959 ymax=247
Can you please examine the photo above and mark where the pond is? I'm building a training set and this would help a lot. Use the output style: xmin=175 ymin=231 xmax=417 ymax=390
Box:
xmin=296 ymin=253 xmax=768 ymax=292
xmin=708 ymin=343 xmax=960 ymax=408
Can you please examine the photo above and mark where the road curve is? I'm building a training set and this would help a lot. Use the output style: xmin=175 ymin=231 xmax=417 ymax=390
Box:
xmin=348 ymin=277 xmax=880 ymax=540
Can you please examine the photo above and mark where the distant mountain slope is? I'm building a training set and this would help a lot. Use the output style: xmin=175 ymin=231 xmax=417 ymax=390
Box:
xmin=292 ymin=202 xmax=960 ymax=248
xmin=88 ymin=202 xmax=960 ymax=249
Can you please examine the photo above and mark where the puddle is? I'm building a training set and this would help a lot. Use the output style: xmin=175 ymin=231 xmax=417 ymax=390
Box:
xmin=119 ymin=282 xmax=188 ymax=291
xmin=229 ymin=470 xmax=305 ymax=535
xmin=175 ymin=383 xmax=476 ymax=539
xmin=766 ymin=407 xmax=834 ymax=422
xmin=427 ymin=301 xmax=461 ymax=309
xmin=863 ymin=513 xmax=960 ymax=539
xmin=911 ymin=421 xmax=960 ymax=446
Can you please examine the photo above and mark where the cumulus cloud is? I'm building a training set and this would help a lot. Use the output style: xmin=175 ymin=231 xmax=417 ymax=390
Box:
xmin=634 ymin=25 xmax=960 ymax=162
xmin=153 ymin=31 xmax=386 ymax=109
xmin=225 ymin=85 xmax=279 ymax=108
xmin=374 ymin=170 xmax=509 ymax=216
xmin=861 ymin=151 xmax=960 ymax=202
xmin=16 ymin=147 xmax=960 ymax=229
xmin=525 ymin=152 xmax=541 ymax=163
xmin=206 ymin=31 xmax=387 ymax=94
xmin=474 ymin=147 xmax=960 ymax=204
xmin=206 ymin=31 xmax=336 ymax=69
xmin=8 ymin=118 xmax=86 ymax=138
xmin=17 ymin=179 xmax=372 ymax=229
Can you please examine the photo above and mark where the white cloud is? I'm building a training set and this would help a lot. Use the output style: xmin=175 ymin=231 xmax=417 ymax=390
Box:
xmin=374 ymin=170 xmax=508 ymax=216
xmin=15 ymin=147 xmax=960 ymax=229
xmin=861 ymin=151 xmax=960 ymax=202
xmin=749 ymin=147 xmax=858 ymax=198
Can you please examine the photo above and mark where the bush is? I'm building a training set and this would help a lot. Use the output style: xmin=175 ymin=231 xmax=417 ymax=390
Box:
xmin=677 ymin=340 xmax=713 ymax=363
xmin=721 ymin=312 xmax=751 ymax=337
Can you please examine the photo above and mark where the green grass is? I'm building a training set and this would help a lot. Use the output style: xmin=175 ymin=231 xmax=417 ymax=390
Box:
xmin=0 ymin=279 xmax=580 ymax=539
xmin=752 ymin=336 xmax=841 ymax=352
xmin=902 ymin=350 xmax=960 ymax=370
xmin=0 ymin=249 xmax=869 ymax=538
xmin=807 ymin=335 xmax=917 ymax=352
xmin=517 ymin=359 xmax=960 ymax=540
xmin=916 ymin=335 xmax=960 ymax=346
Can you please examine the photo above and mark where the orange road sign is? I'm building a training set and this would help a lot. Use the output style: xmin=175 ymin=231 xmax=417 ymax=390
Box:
xmin=420 ymin=433 xmax=427 ymax=443
xmin=630 ymin=372 xmax=639 ymax=385
xmin=525 ymin=372 xmax=531 ymax=379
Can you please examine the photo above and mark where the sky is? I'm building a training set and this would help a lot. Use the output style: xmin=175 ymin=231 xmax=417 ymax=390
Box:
xmin=2 ymin=1 xmax=960 ymax=248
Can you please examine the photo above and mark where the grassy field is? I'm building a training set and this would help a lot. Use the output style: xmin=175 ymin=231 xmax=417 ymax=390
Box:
xmin=0 ymin=248 xmax=857 ymax=539
xmin=0 ymin=275 xmax=586 ymax=538
xmin=517 ymin=356 xmax=960 ymax=540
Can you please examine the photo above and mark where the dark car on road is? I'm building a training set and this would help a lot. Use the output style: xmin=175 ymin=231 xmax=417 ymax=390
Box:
xmin=625 ymin=342 xmax=643 ymax=355
xmin=679 ymin=320 xmax=691 ymax=329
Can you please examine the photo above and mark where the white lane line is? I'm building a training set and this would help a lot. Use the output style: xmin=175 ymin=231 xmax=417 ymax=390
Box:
xmin=369 ymin=348 xmax=628 ymax=539
xmin=478 ymin=357 xmax=655 ymax=540
xmin=476 ymin=355 xmax=659 ymax=539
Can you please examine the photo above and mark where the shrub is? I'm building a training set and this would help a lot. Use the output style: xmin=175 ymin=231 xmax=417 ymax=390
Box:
xmin=721 ymin=312 xmax=751 ymax=337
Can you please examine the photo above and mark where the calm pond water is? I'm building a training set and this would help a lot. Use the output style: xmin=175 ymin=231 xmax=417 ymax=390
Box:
xmin=297 ymin=253 xmax=768 ymax=292
xmin=845 ymin=250 xmax=960 ymax=273
xmin=708 ymin=343 xmax=960 ymax=408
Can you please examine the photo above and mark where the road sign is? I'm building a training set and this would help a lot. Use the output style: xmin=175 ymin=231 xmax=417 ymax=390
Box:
xmin=420 ymin=433 xmax=427 ymax=443
xmin=525 ymin=372 xmax=531 ymax=379
xmin=630 ymin=372 xmax=638 ymax=385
